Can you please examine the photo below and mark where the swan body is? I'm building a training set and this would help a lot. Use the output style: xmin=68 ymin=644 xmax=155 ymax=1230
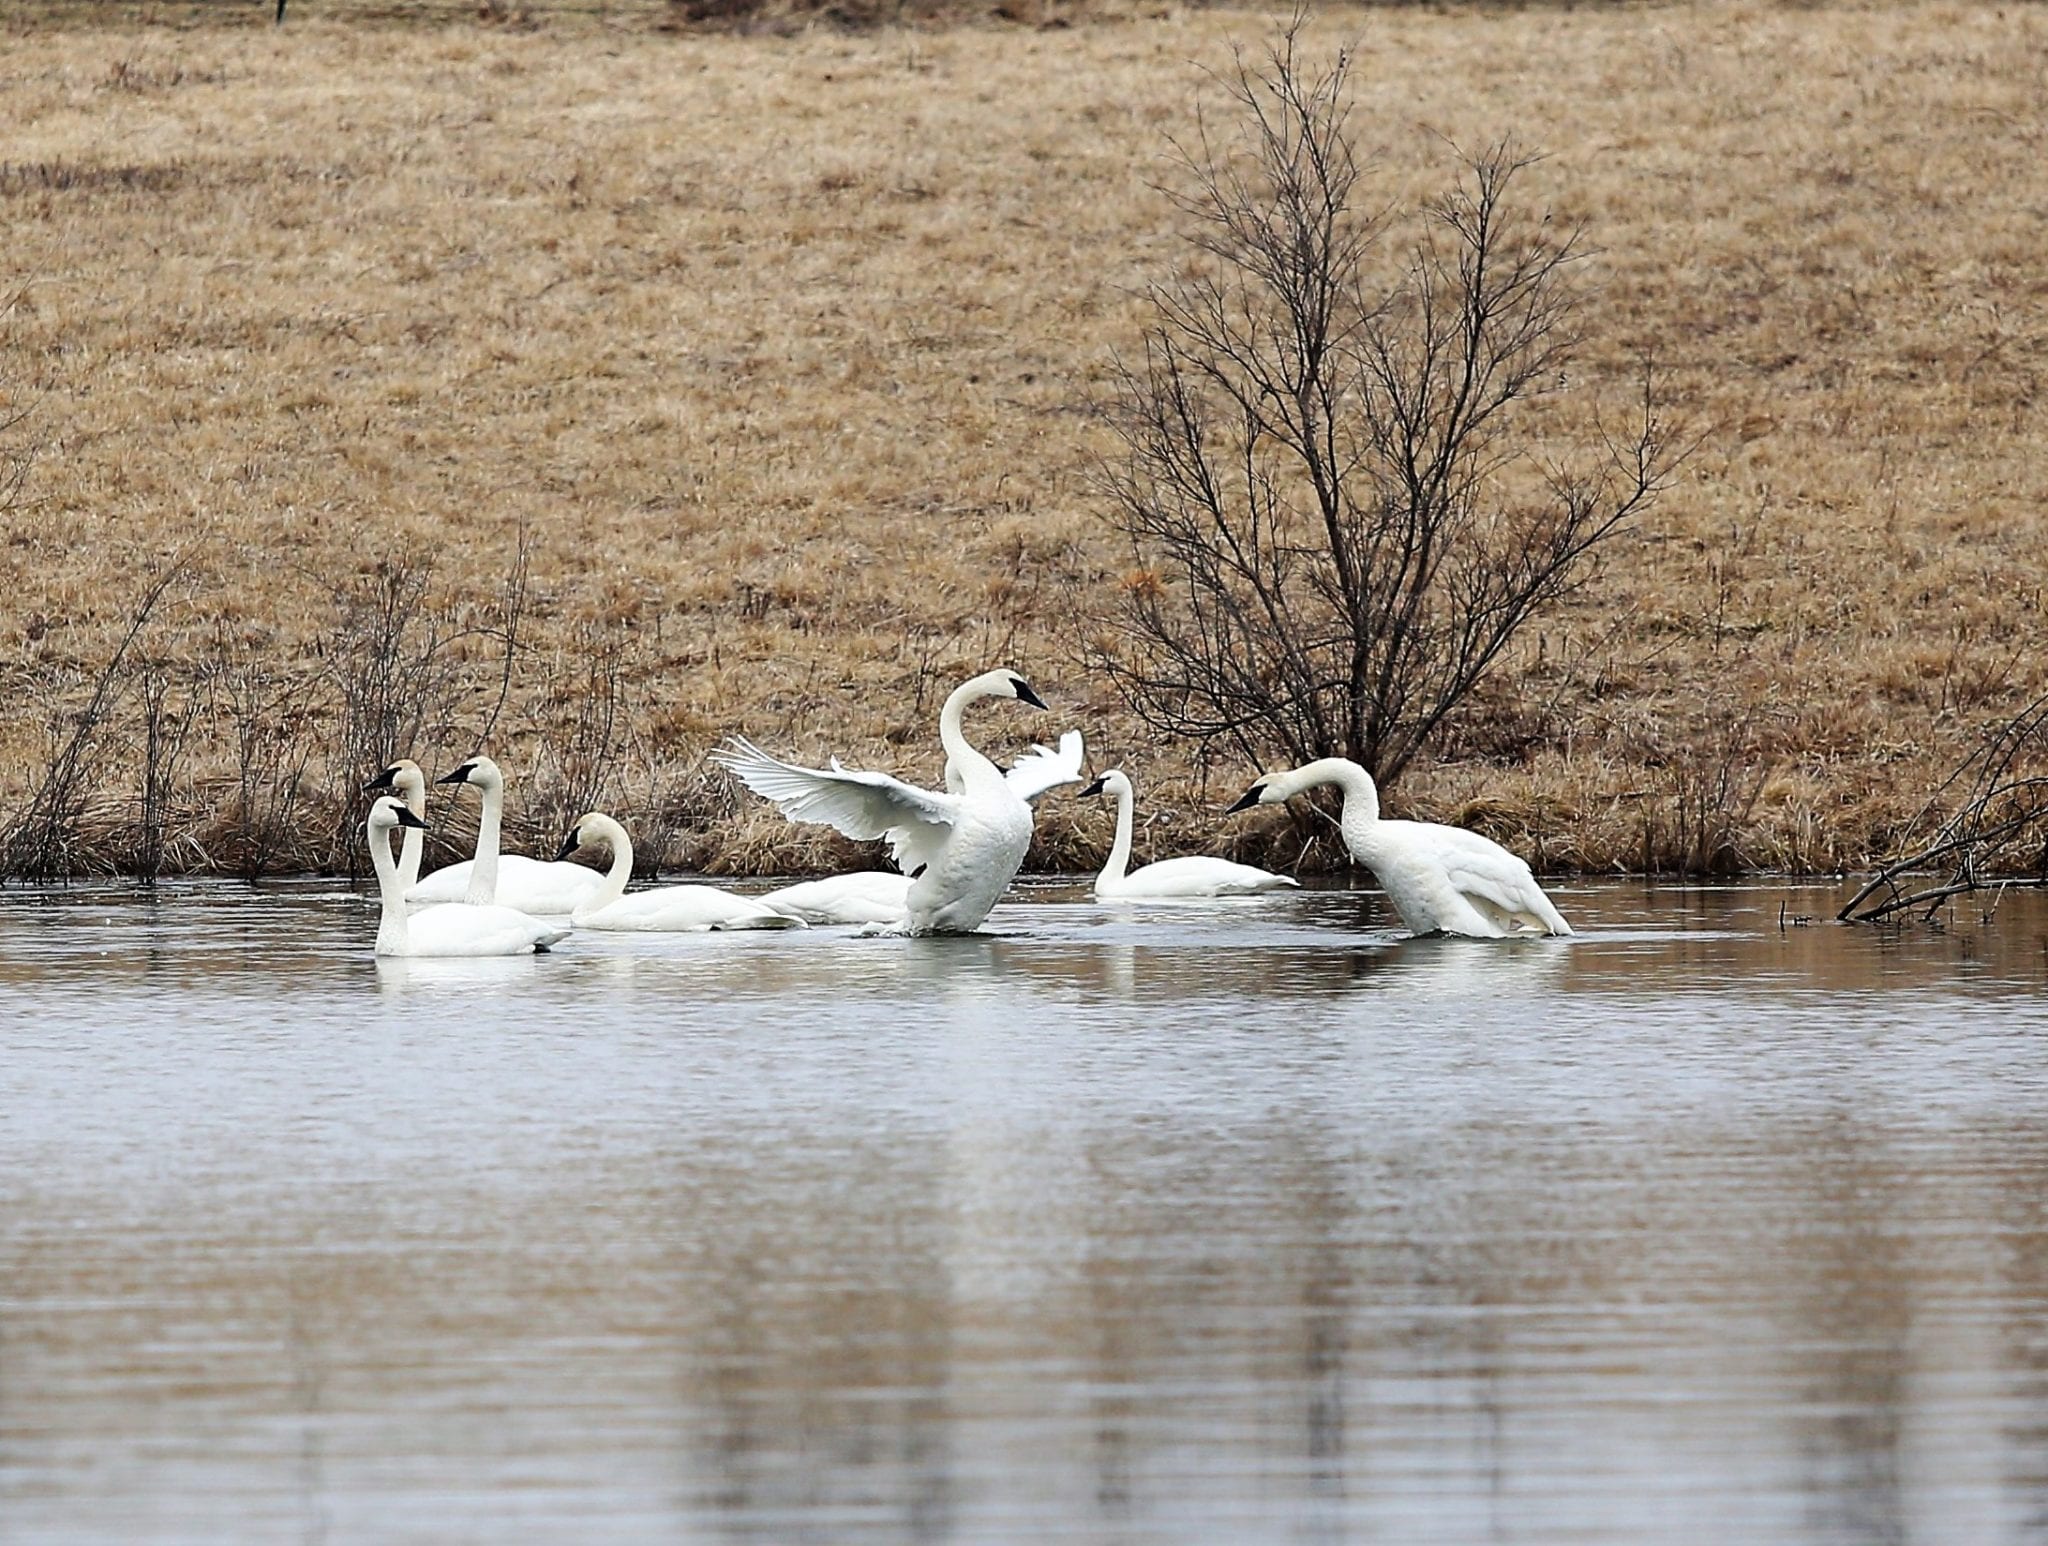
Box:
xmin=1227 ymin=758 xmax=1571 ymax=938
xmin=362 ymin=759 xmax=428 ymax=889
xmin=556 ymin=813 xmax=804 ymax=931
xmin=366 ymin=796 xmax=569 ymax=957
xmin=1082 ymin=769 xmax=1299 ymax=900
xmin=757 ymin=871 xmax=913 ymax=926
xmin=412 ymin=756 xmax=605 ymax=915
xmin=712 ymin=669 xmax=1055 ymax=936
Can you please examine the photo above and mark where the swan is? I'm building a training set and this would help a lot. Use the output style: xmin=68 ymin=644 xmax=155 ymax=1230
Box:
xmin=409 ymin=755 xmax=606 ymax=915
xmin=362 ymin=759 xmax=428 ymax=889
xmin=1226 ymin=758 xmax=1571 ymax=938
xmin=756 ymin=870 xmax=913 ymax=926
xmin=554 ymin=812 xmax=805 ymax=931
xmin=751 ymin=732 xmax=1083 ymax=927
xmin=366 ymin=796 xmax=569 ymax=957
xmin=711 ymin=669 xmax=1063 ymax=936
xmin=1080 ymin=769 xmax=1299 ymax=900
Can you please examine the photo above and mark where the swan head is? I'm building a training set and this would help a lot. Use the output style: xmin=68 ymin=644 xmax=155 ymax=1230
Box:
xmin=1226 ymin=772 xmax=1290 ymax=813
xmin=1003 ymin=672 xmax=1048 ymax=710
xmin=554 ymin=811 xmax=625 ymax=863
xmin=1226 ymin=758 xmax=1374 ymax=814
xmin=362 ymin=759 xmax=426 ymax=799
xmin=366 ymin=794 xmax=429 ymax=835
xmin=1078 ymin=770 xmax=1131 ymax=800
xmin=437 ymin=755 xmax=502 ymax=791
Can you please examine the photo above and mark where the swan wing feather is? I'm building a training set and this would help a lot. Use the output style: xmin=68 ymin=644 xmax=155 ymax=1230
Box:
xmin=1005 ymin=730 xmax=1085 ymax=806
xmin=1423 ymin=824 xmax=1572 ymax=934
xmin=712 ymin=737 xmax=963 ymax=844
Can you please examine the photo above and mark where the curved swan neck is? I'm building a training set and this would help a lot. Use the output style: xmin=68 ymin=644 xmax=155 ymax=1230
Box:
xmin=1287 ymin=758 xmax=1380 ymax=824
xmin=587 ymin=814 xmax=634 ymax=909
xmin=369 ymin=814 xmax=409 ymax=953
xmin=466 ymin=769 xmax=503 ymax=906
xmin=1097 ymin=775 xmax=1136 ymax=888
xmin=938 ymin=672 xmax=1006 ymax=785
xmin=396 ymin=771 xmax=426 ymax=890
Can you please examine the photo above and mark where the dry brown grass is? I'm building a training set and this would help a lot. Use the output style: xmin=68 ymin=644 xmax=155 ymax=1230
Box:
xmin=2 ymin=0 xmax=2045 ymax=877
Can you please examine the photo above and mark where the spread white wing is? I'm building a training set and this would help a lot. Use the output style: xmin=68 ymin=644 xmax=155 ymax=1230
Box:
xmin=1006 ymin=730 xmax=1085 ymax=806
xmin=711 ymin=737 xmax=962 ymax=875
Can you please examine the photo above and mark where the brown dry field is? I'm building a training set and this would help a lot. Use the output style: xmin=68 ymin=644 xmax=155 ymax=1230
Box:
xmin=2 ymin=0 xmax=2045 ymax=879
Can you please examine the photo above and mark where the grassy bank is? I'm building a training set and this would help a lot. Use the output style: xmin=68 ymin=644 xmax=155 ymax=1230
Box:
xmin=2 ymin=1 xmax=2045 ymax=880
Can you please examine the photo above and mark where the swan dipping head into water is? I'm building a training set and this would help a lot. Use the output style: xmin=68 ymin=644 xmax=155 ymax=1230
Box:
xmin=1226 ymin=757 xmax=1571 ymax=939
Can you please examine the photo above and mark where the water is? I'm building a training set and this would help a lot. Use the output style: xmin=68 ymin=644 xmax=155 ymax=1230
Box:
xmin=3 ymin=877 xmax=2047 ymax=1544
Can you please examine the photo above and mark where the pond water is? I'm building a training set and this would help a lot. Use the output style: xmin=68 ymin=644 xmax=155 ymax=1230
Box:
xmin=2 ymin=876 xmax=2046 ymax=1544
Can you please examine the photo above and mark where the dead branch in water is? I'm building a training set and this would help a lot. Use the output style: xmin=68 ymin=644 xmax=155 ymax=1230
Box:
xmin=1839 ymin=690 xmax=2048 ymax=923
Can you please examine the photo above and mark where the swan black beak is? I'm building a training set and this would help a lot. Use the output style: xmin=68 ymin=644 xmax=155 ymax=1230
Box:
xmin=362 ymin=766 xmax=398 ymax=793
xmin=1078 ymin=775 xmax=1107 ymax=799
xmin=437 ymin=763 xmax=476 ymax=786
xmin=393 ymin=805 xmax=429 ymax=831
xmin=552 ymin=829 xmax=582 ymax=863
xmin=1012 ymin=677 xmax=1048 ymax=711
xmin=1224 ymin=783 xmax=1266 ymax=814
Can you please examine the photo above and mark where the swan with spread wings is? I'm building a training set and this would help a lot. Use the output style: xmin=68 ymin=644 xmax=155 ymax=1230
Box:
xmin=713 ymin=670 xmax=1077 ymax=936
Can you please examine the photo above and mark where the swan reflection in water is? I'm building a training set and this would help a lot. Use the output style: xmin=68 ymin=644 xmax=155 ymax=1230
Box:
xmin=368 ymin=876 xmax=1574 ymax=1009
xmin=373 ymin=952 xmax=552 ymax=998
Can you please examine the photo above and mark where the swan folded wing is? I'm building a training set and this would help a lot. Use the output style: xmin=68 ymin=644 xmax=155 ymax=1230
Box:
xmin=713 ymin=737 xmax=962 ymax=844
xmin=1434 ymin=828 xmax=1570 ymax=933
xmin=1005 ymin=730 xmax=1085 ymax=806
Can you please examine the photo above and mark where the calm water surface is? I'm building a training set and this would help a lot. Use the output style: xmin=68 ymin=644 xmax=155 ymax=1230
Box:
xmin=2 ymin=877 xmax=2047 ymax=1544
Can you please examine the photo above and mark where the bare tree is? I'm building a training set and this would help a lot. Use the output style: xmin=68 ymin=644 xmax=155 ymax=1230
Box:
xmin=1839 ymin=691 xmax=2048 ymax=924
xmin=1093 ymin=23 xmax=1676 ymax=785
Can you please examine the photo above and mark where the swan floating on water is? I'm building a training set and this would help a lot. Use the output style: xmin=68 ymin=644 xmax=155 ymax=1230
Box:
xmin=1226 ymin=758 xmax=1571 ymax=938
xmin=366 ymin=796 xmax=569 ymax=957
xmin=408 ymin=755 xmax=606 ymax=916
xmin=712 ymin=670 xmax=1069 ymax=936
xmin=362 ymin=759 xmax=428 ymax=889
xmin=554 ymin=812 xmax=805 ymax=931
xmin=757 ymin=870 xmax=913 ymax=927
xmin=1080 ymin=769 xmax=1298 ymax=900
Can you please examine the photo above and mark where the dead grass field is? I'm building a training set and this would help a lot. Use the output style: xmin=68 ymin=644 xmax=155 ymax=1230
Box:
xmin=2 ymin=0 xmax=2045 ymax=879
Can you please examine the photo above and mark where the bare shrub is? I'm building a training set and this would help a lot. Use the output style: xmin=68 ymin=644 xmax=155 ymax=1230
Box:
xmin=1645 ymin=715 xmax=1771 ymax=877
xmin=1092 ymin=22 xmax=1677 ymax=788
xmin=206 ymin=629 xmax=322 ymax=878
xmin=320 ymin=557 xmax=477 ymax=871
xmin=1 ymin=562 xmax=185 ymax=880
xmin=131 ymin=659 xmax=205 ymax=879
xmin=519 ymin=619 xmax=634 ymax=852
xmin=1839 ymin=691 xmax=2048 ymax=924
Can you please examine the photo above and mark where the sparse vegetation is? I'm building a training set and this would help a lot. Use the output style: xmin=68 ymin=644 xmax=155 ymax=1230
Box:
xmin=1095 ymin=26 xmax=1674 ymax=789
xmin=1839 ymin=691 xmax=2048 ymax=924
xmin=1 ymin=3 xmax=2045 ymax=881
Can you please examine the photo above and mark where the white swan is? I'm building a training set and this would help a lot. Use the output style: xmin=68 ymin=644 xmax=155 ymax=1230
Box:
xmin=1080 ymin=769 xmax=1299 ymax=900
xmin=750 ymin=733 xmax=1082 ymax=927
xmin=757 ymin=871 xmax=913 ymax=926
xmin=362 ymin=759 xmax=427 ymax=888
xmin=555 ymin=812 xmax=805 ymax=931
xmin=366 ymin=796 xmax=569 ymax=957
xmin=712 ymin=669 xmax=1061 ymax=936
xmin=1227 ymin=758 xmax=1571 ymax=938
xmin=408 ymin=755 xmax=606 ymax=916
